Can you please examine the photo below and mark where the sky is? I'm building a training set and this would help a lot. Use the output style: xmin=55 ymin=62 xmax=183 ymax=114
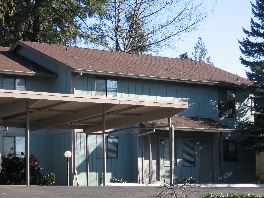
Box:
xmin=160 ymin=0 xmax=252 ymax=79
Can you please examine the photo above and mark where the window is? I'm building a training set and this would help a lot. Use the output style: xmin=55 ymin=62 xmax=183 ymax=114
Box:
xmin=2 ymin=136 xmax=25 ymax=158
xmin=218 ymin=88 xmax=236 ymax=118
xmin=183 ymin=138 xmax=195 ymax=167
xmin=96 ymin=135 xmax=119 ymax=159
xmin=95 ymin=78 xmax=117 ymax=97
xmin=222 ymin=141 xmax=237 ymax=161
xmin=3 ymin=77 xmax=26 ymax=91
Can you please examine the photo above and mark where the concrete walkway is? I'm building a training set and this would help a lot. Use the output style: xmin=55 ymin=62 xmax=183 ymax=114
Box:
xmin=0 ymin=185 xmax=264 ymax=198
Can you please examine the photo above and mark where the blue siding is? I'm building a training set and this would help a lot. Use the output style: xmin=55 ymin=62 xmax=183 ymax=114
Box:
xmin=30 ymin=134 xmax=52 ymax=174
xmin=75 ymin=133 xmax=138 ymax=186
xmin=51 ymin=132 xmax=71 ymax=185
xmin=75 ymin=75 xmax=95 ymax=96
xmin=16 ymin=47 xmax=71 ymax=94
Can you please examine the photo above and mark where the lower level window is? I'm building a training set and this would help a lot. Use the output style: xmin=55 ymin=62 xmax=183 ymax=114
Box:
xmin=223 ymin=141 xmax=237 ymax=161
xmin=96 ymin=135 xmax=118 ymax=159
xmin=183 ymin=138 xmax=195 ymax=167
xmin=3 ymin=136 xmax=25 ymax=158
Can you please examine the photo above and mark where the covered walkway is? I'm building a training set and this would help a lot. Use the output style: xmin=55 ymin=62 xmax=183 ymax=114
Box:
xmin=0 ymin=89 xmax=188 ymax=186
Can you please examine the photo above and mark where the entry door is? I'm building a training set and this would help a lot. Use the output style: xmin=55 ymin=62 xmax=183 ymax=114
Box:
xmin=143 ymin=136 xmax=160 ymax=184
xmin=199 ymin=138 xmax=214 ymax=183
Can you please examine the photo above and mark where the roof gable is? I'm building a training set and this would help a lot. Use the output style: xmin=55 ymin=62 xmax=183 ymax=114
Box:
xmin=0 ymin=46 xmax=57 ymax=77
xmin=10 ymin=41 xmax=252 ymax=87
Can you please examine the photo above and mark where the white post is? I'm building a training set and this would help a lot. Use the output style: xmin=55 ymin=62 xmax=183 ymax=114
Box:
xmin=64 ymin=151 xmax=72 ymax=186
xmin=168 ymin=117 xmax=174 ymax=186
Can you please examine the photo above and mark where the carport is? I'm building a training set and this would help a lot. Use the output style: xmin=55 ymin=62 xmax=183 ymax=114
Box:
xmin=0 ymin=89 xmax=188 ymax=186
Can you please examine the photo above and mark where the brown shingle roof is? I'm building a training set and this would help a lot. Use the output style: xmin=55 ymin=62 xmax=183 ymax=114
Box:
xmin=10 ymin=41 xmax=252 ymax=86
xmin=0 ymin=46 xmax=57 ymax=76
xmin=149 ymin=116 xmax=231 ymax=132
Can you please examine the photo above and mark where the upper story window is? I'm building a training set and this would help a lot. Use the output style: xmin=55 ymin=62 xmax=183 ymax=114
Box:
xmin=95 ymin=78 xmax=117 ymax=97
xmin=3 ymin=77 xmax=26 ymax=91
xmin=218 ymin=88 xmax=236 ymax=118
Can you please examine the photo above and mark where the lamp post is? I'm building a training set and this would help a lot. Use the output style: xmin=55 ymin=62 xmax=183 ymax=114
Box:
xmin=64 ymin=151 xmax=72 ymax=186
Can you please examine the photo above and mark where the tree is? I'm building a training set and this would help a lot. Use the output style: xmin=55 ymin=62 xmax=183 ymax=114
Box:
xmin=192 ymin=37 xmax=213 ymax=65
xmin=178 ymin=37 xmax=214 ymax=65
xmin=238 ymin=0 xmax=264 ymax=154
xmin=179 ymin=52 xmax=191 ymax=60
xmin=82 ymin=0 xmax=213 ymax=54
xmin=0 ymin=0 xmax=107 ymax=47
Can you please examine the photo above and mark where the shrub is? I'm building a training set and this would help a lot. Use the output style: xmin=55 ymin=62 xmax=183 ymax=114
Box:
xmin=40 ymin=173 xmax=55 ymax=186
xmin=109 ymin=177 xmax=126 ymax=183
xmin=179 ymin=176 xmax=195 ymax=184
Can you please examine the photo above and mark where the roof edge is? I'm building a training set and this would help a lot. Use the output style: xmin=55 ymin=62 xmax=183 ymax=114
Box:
xmin=74 ymin=69 xmax=250 ymax=88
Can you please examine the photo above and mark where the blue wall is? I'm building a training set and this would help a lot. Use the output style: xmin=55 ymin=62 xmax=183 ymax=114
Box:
xmin=75 ymin=132 xmax=138 ymax=186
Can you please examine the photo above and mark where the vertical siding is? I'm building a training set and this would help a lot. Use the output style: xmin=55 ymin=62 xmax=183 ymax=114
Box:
xmin=30 ymin=134 xmax=52 ymax=174
xmin=256 ymin=152 xmax=264 ymax=181
xmin=51 ymin=132 xmax=71 ymax=185
xmin=75 ymin=75 xmax=94 ymax=96
xmin=75 ymin=132 xmax=87 ymax=186
xmin=78 ymin=133 xmax=138 ymax=186
xmin=0 ymin=74 xmax=3 ymax=88
xmin=26 ymin=76 xmax=54 ymax=92
xmin=16 ymin=47 xmax=71 ymax=94
xmin=0 ymin=133 xmax=2 ymax=155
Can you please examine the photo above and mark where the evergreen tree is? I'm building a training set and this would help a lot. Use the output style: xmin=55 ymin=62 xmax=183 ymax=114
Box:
xmin=238 ymin=0 xmax=264 ymax=153
xmin=192 ymin=37 xmax=214 ymax=65
xmin=0 ymin=0 xmax=107 ymax=47
xmin=178 ymin=37 xmax=214 ymax=65
xmin=179 ymin=52 xmax=191 ymax=60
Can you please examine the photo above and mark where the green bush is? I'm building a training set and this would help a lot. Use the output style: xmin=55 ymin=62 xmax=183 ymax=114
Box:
xmin=40 ymin=173 xmax=55 ymax=186
xmin=109 ymin=177 xmax=126 ymax=183
xmin=179 ymin=176 xmax=195 ymax=184
xmin=202 ymin=194 xmax=264 ymax=198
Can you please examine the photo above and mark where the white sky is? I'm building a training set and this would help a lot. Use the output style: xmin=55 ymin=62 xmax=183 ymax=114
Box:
xmin=160 ymin=0 xmax=252 ymax=79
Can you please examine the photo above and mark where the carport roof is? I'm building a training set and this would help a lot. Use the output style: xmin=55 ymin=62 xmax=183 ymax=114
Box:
xmin=0 ymin=89 xmax=188 ymax=133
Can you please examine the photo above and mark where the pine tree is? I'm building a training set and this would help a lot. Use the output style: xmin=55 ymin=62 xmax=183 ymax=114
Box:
xmin=238 ymin=0 xmax=264 ymax=153
xmin=178 ymin=37 xmax=214 ymax=65
xmin=192 ymin=37 xmax=214 ymax=65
